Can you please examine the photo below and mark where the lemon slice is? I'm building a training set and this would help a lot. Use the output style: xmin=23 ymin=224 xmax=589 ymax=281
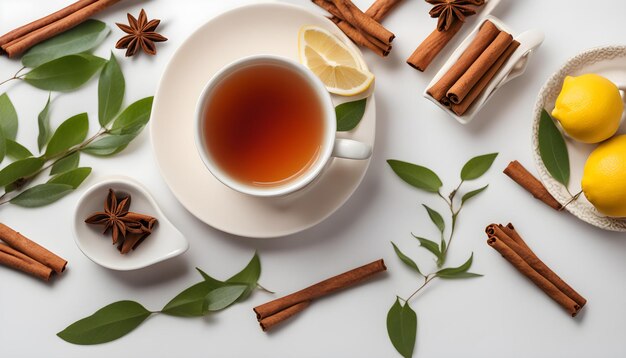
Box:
xmin=298 ymin=25 xmax=374 ymax=96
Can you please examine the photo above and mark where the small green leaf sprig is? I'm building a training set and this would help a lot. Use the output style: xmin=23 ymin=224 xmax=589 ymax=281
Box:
xmin=58 ymin=252 xmax=271 ymax=345
xmin=0 ymin=20 xmax=152 ymax=207
xmin=538 ymin=109 xmax=582 ymax=205
xmin=385 ymin=153 xmax=498 ymax=358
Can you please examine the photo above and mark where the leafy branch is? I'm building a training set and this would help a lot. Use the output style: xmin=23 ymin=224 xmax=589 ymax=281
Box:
xmin=385 ymin=152 xmax=497 ymax=358
xmin=0 ymin=20 xmax=152 ymax=208
xmin=58 ymin=252 xmax=271 ymax=345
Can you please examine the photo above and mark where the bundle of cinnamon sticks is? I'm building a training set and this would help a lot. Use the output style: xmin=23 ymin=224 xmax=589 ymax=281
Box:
xmin=426 ymin=20 xmax=519 ymax=116
xmin=254 ymin=259 xmax=386 ymax=331
xmin=486 ymin=223 xmax=586 ymax=316
xmin=0 ymin=223 xmax=68 ymax=281
xmin=312 ymin=0 xmax=399 ymax=57
xmin=0 ymin=0 xmax=121 ymax=58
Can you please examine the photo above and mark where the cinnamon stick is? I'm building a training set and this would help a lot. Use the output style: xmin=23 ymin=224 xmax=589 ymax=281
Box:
xmin=312 ymin=0 xmax=396 ymax=57
xmin=365 ymin=0 xmax=403 ymax=22
xmin=503 ymin=160 xmax=562 ymax=210
xmin=0 ymin=0 xmax=99 ymax=47
xmin=406 ymin=20 xmax=463 ymax=72
xmin=426 ymin=20 xmax=500 ymax=104
xmin=259 ymin=301 xmax=311 ymax=332
xmin=253 ymin=259 xmax=386 ymax=330
xmin=1 ymin=0 xmax=122 ymax=58
xmin=450 ymin=40 xmax=520 ymax=115
xmin=0 ymin=223 xmax=67 ymax=273
xmin=330 ymin=0 xmax=394 ymax=45
xmin=447 ymin=30 xmax=513 ymax=104
xmin=0 ymin=243 xmax=53 ymax=281
xmin=487 ymin=235 xmax=581 ymax=316
xmin=486 ymin=224 xmax=587 ymax=308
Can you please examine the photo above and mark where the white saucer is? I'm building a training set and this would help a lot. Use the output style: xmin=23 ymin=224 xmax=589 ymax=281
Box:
xmin=532 ymin=46 xmax=626 ymax=232
xmin=150 ymin=2 xmax=376 ymax=238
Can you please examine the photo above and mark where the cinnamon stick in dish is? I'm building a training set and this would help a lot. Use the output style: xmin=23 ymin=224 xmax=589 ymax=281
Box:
xmin=0 ymin=243 xmax=53 ymax=281
xmin=426 ymin=20 xmax=500 ymax=105
xmin=0 ymin=223 xmax=67 ymax=273
xmin=450 ymin=40 xmax=519 ymax=115
xmin=254 ymin=259 xmax=386 ymax=331
xmin=1 ymin=0 xmax=122 ymax=58
xmin=407 ymin=20 xmax=463 ymax=72
xmin=447 ymin=30 xmax=513 ymax=104
xmin=486 ymin=223 xmax=586 ymax=316
xmin=503 ymin=160 xmax=562 ymax=210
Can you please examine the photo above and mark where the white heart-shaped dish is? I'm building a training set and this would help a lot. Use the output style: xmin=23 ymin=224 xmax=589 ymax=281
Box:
xmin=73 ymin=176 xmax=189 ymax=270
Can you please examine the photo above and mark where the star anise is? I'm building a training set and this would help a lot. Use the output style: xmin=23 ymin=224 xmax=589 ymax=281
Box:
xmin=426 ymin=0 xmax=485 ymax=32
xmin=85 ymin=189 xmax=137 ymax=244
xmin=115 ymin=9 xmax=168 ymax=57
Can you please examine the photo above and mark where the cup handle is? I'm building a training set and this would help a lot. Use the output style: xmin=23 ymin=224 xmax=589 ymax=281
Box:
xmin=332 ymin=138 xmax=372 ymax=160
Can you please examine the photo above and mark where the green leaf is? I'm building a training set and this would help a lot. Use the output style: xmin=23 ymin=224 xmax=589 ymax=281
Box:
xmin=387 ymin=298 xmax=417 ymax=358
xmin=225 ymin=251 xmax=261 ymax=301
xmin=0 ymin=93 xmax=18 ymax=140
xmin=161 ymin=282 xmax=214 ymax=317
xmin=81 ymin=134 xmax=136 ymax=156
xmin=205 ymin=285 xmax=248 ymax=311
xmin=387 ymin=160 xmax=442 ymax=193
xmin=0 ymin=130 xmax=5 ymax=164
xmin=48 ymin=167 xmax=91 ymax=189
xmin=411 ymin=234 xmax=441 ymax=259
xmin=10 ymin=183 xmax=73 ymax=207
xmin=110 ymin=97 xmax=153 ymax=135
xmin=45 ymin=113 xmax=89 ymax=157
xmin=37 ymin=94 xmax=52 ymax=153
xmin=336 ymin=98 xmax=367 ymax=131
xmin=538 ymin=109 xmax=570 ymax=186
xmin=460 ymin=153 xmax=498 ymax=181
xmin=422 ymin=204 xmax=444 ymax=234
xmin=57 ymin=300 xmax=151 ymax=345
xmin=24 ymin=54 xmax=106 ymax=92
xmin=436 ymin=253 xmax=482 ymax=279
xmin=50 ymin=151 xmax=80 ymax=175
xmin=461 ymin=185 xmax=488 ymax=205
xmin=98 ymin=52 xmax=125 ymax=126
xmin=391 ymin=242 xmax=422 ymax=276
xmin=5 ymin=140 xmax=32 ymax=160
xmin=22 ymin=20 xmax=110 ymax=68
xmin=0 ymin=157 xmax=45 ymax=187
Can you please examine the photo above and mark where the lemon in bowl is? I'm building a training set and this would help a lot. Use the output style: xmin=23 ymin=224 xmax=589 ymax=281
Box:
xmin=551 ymin=73 xmax=623 ymax=143
xmin=582 ymin=134 xmax=626 ymax=217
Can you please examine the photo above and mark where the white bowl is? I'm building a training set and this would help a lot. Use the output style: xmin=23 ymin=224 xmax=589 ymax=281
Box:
xmin=73 ymin=176 xmax=189 ymax=270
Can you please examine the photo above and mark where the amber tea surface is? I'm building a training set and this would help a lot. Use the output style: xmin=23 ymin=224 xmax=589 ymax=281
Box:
xmin=203 ymin=63 xmax=324 ymax=187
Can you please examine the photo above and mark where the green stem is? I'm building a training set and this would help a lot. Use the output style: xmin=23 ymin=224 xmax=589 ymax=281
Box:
xmin=0 ymin=129 xmax=108 ymax=205
xmin=256 ymin=283 xmax=275 ymax=294
xmin=560 ymin=189 xmax=583 ymax=210
xmin=404 ymin=274 xmax=437 ymax=303
xmin=0 ymin=67 xmax=26 ymax=87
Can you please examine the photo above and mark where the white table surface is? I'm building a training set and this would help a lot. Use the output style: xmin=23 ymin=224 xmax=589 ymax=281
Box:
xmin=1 ymin=0 xmax=626 ymax=357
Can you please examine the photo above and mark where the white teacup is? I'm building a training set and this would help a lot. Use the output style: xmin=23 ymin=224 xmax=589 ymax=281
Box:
xmin=194 ymin=54 xmax=371 ymax=197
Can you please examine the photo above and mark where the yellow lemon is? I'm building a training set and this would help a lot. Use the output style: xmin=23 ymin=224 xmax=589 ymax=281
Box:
xmin=582 ymin=134 xmax=626 ymax=217
xmin=551 ymin=74 xmax=623 ymax=143
xmin=298 ymin=25 xmax=374 ymax=96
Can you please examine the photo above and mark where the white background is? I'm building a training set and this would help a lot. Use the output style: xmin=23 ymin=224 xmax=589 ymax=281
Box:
xmin=1 ymin=0 xmax=626 ymax=357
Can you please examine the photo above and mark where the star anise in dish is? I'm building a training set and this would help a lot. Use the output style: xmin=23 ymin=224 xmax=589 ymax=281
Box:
xmin=426 ymin=0 xmax=485 ymax=32
xmin=115 ymin=9 xmax=168 ymax=57
xmin=85 ymin=189 xmax=158 ymax=254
